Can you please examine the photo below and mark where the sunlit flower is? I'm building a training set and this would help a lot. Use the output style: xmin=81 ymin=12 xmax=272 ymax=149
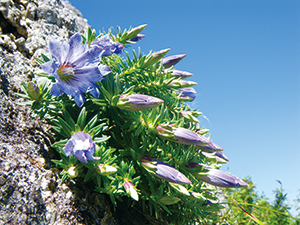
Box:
xmin=117 ymin=94 xmax=164 ymax=111
xmin=41 ymin=33 xmax=112 ymax=107
xmin=63 ymin=131 xmax=100 ymax=164
xmin=198 ymin=142 xmax=224 ymax=153
xmin=162 ymin=54 xmax=186 ymax=69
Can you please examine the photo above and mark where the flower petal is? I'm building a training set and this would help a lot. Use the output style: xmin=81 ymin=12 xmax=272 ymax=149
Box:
xmin=50 ymin=82 xmax=63 ymax=96
xmin=74 ymin=92 xmax=84 ymax=107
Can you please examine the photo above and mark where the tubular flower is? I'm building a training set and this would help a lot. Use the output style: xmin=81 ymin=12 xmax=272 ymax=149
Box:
xmin=89 ymin=34 xmax=124 ymax=56
xmin=177 ymin=87 xmax=196 ymax=102
xmin=186 ymin=163 xmax=248 ymax=188
xmin=63 ymin=132 xmax=100 ymax=164
xmin=141 ymin=156 xmax=191 ymax=184
xmin=162 ymin=54 xmax=186 ymax=69
xmin=156 ymin=124 xmax=212 ymax=147
xmin=117 ymin=94 xmax=164 ymax=111
xmin=41 ymin=33 xmax=112 ymax=107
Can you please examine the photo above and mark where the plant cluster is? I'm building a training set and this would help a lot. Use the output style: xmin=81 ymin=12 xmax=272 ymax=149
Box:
xmin=18 ymin=24 xmax=249 ymax=224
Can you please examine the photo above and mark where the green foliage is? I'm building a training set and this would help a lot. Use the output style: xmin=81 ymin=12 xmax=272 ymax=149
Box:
xmin=218 ymin=177 xmax=300 ymax=224
xmin=18 ymin=25 xmax=252 ymax=224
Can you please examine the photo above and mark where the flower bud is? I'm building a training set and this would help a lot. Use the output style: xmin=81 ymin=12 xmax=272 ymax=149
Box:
xmin=158 ymin=196 xmax=181 ymax=205
xmin=186 ymin=163 xmax=248 ymax=188
xmin=97 ymin=164 xmax=118 ymax=175
xmin=126 ymin=24 xmax=147 ymax=41
xmin=141 ymin=156 xmax=191 ymax=184
xmin=168 ymin=80 xmax=197 ymax=89
xmin=68 ymin=166 xmax=79 ymax=178
xmin=117 ymin=94 xmax=164 ymax=111
xmin=130 ymin=34 xmax=145 ymax=42
xmin=162 ymin=54 xmax=186 ymax=69
xmin=142 ymin=48 xmax=170 ymax=68
xmin=177 ymin=87 xmax=196 ymax=102
xmin=156 ymin=124 xmax=212 ymax=147
xmin=171 ymin=69 xmax=193 ymax=78
xmin=27 ymin=81 xmax=41 ymax=101
xmin=124 ymin=179 xmax=139 ymax=201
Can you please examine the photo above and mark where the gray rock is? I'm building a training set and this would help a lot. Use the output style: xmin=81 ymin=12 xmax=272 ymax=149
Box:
xmin=0 ymin=0 xmax=119 ymax=224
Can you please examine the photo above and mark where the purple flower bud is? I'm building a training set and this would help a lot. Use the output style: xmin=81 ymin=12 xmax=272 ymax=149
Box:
xmin=141 ymin=156 xmax=191 ymax=184
xmin=143 ymin=48 xmax=170 ymax=68
xmin=177 ymin=87 xmax=196 ymax=102
xmin=63 ymin=132 xmax=100 ymax=164
xmin=27 ymin=81 xmax=41 ymax=101
xmin=130 ymin=34 xmax=145 ymax=42
xmin=117 ymin=94 xmax=164 ymax=111
xmin=172 ymin=126 xmax=211 ymax=147
xmin=171 ymin=69 xmax=193 ymax=78
xmin=198 ymin=142 xmax=224 ymax=153
xmin=168 ymin=80 xmax=197 ymax=89
xmin=215 ymin=151 xmax=229 ymax=162
xmin=162 ymin=54 xmax=186 ymax=69
xmin=186 ymin=163 xmax=248 ymax=188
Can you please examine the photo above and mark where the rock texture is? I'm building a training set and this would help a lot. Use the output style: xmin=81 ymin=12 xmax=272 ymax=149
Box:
xmin=0 ymin=0 xmax=118 ymax=224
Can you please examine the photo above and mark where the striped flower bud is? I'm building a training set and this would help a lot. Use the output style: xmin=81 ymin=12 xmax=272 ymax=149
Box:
xmin=117 ymin=94 xmax=164 ymax=111
xmin=130 ymin=34 xmax=145 ymax=42
xmin=168 ymin=80 xmax=197 ymax=89
xmin=156 ymin=124 xmax=212 ymax=147
xmin=162 ymin=54 xmax=186 ymax=69
xmin=186 ymin=163 xmax=248 ymax=188
xmin=141 ymin=156 xmax=191 ymax=185
xmin=171 ymin=69 xmax=193 ymax=78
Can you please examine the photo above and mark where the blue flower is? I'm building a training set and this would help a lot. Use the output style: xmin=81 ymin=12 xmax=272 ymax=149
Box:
xmin=89 ymin=34 xmax=124 ymax=56
xmin=41 ymin=33 xmax=113 ymax=107
xmin=63 ymin=132 xmax=100 ymax=164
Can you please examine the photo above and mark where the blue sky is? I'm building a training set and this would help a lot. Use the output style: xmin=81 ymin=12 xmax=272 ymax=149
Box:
xmin=69 ymin=0 xmax=300 ymax=211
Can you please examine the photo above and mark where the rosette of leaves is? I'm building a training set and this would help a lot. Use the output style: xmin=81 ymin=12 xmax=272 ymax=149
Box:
xmin=18 ymin=25 xmax=248 ymax=224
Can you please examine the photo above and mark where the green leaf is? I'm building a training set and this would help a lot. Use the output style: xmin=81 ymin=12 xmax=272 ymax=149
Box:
xmin=58 ymin=117 xmax=73 ymax=137
xmin=76 ymin=107 xmax=87 ymax=130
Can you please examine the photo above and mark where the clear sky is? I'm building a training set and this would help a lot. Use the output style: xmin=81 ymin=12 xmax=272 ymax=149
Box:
xmin=69 ymin=0 xmax=300 ymax=212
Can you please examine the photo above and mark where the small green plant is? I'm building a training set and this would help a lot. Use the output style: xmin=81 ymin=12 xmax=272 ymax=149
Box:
xmin=18 ymin=24 xmax=250 ymax=224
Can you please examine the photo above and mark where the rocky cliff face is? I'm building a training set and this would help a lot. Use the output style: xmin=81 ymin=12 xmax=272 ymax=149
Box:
xmin=0 ymin=1 xmax=118 ymax=224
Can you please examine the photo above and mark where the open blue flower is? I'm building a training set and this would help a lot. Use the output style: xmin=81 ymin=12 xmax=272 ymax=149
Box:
xmin=41 ymin=33 xmax=113 ymax=107
xmin=63 ymin=132 xmax=100 ymax=164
